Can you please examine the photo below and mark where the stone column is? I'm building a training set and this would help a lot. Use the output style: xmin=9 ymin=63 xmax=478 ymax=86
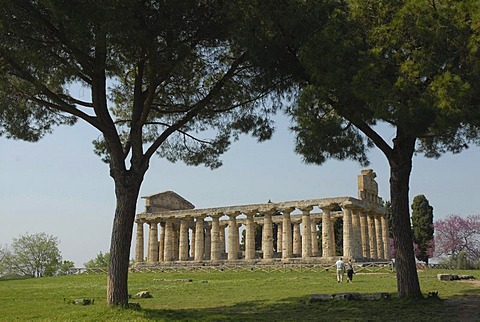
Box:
xmin=204 ymin=224 xmax=212 ymax=260
xmin=245 ymin=213 xmax=256 ymax=260
xmin=235 ymin=223 xmax=242 ymax=259
xmin=147 ymin=221 xmax=159 ymax=263
xmin=219 ymin=223 xmax=226 ymax=256
xmin=330 ymin=217 xmax=336 ymax=257
xmin=179 ymin=218 xmax=189 ymax=261
xmin=310 ymin=218 xmax=318 ymax=257
xmin=227 ymin=214 xmax=238 ymax=260
xmin=342 ymin=207 xmax=353 ymax=259
xmin=375 ymin=213 xmax=384 ymax=259
xmin=276 ymin=222 xmax=283 ymax=256
xmin=210 ymin=214 xmax=221 ymax=261
xmin=359 ymin=211 xmax=370 ymax=258
xmin=351 ymin=209 xmax=362 ymax=258
xmin=194 ymin=216 xmax=205 ymax=261
xmin=158 ymin=222 xmax=165 ymax=262
xmin=381 ymin=214 xmax=391 ymax=260
xmin=172 ymin=224 xmax=179 ymax=261
xmin=301 ymin=207 xmax=313 ymax=258
xmin=135 ymin=220 xmax=145 ymax=263
xmin=293 ymin=222 xmax=302 ymax=256
xmin=281 ymin=208 xmax=294 ymax=259
xmin=262 ymin=211 xmax=274 ymax=259
xmin=190 ymin=229 xmax=196 ymax=258
xmin=321 ymin=207 xmax=333 ymax=258
xmin=367 ymin=212 xmax=378 ymax=259
xmin=163 ymin=219 xmax=174 ymax=261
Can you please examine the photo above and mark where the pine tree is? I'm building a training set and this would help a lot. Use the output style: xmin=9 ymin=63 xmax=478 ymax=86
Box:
xmin=411 ymin=195 xmax=434 ymax=264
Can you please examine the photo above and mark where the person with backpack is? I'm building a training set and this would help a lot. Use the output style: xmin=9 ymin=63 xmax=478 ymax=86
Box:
xmin=346 ymin=259 xmax=355 ymax=283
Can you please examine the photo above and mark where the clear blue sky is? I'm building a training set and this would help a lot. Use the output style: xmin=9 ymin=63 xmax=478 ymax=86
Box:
xmin=1 ymin=113 xmax=479 ymax=267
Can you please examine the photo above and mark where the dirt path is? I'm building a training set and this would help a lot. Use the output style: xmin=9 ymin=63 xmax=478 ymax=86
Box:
xmin=444 ymin=280 xmax=480 ymax=321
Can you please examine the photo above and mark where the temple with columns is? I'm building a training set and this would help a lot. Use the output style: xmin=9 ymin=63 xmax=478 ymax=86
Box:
xmin=134 ymin=169 xmax=390 ymax=266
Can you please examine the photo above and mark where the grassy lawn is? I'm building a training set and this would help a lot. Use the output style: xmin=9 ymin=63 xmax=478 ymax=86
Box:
xmin=0 ymin=268 xmax=478 ymax=321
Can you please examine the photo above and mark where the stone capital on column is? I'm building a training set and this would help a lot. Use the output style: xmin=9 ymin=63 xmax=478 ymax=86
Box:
xmin=279 ymin=207 xmax=296 ymax=215
xmin=319 ymin=204 xmax=335 ymax=212
xmin=299 ymin=206 xmax=314 ymax=213
xmin=228 ymin=211 xmax=241 ymax=219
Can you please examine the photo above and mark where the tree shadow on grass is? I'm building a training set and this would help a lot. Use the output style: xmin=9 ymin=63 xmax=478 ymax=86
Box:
xmin=137 ymin=294 xmax=458 ymax=321
xmin=0 ymin=275 xmax=33 ymax=281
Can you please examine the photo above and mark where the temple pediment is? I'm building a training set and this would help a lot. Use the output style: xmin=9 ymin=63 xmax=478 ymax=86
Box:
xmin=142 ymin=191 xmax=195 ymax=213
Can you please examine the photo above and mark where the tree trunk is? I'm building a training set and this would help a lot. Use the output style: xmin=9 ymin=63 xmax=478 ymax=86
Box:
xmin=106 ymin=174 xmax=143 ymax=306
xmin=389 ymin=137 xmax=422 ymax=298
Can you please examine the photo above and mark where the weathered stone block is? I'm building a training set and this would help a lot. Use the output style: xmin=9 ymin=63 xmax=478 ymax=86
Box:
xmin=360 ymin=293 xmax=390 ymax=300
xmin=309 ymin=294 xmax=333 ymax=301
xmin=458 ymin=275 xmax=475 ymax=280
xmin=134 ymin=291 xmax=152 ymax=298
xmin=71 ymin=298 xmax=94 ymax=305
xmin=437 ymin=274 xmax=453 ymax=281
xmin=333 ymin=293 xmax=354 ymax=300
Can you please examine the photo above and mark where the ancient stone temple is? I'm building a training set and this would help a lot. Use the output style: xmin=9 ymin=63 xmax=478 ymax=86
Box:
xmin=134 ymin=169 xmax=390 ymax=266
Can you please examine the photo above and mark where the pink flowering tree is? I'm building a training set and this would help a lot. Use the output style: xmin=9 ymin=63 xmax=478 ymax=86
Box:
xmin=389 ymin=238 xmax=435 ymax=264
xmin=413 ymin=240 xmax=435 ymax=263
xmin=434 ymin=215 xmax=480 ymax=265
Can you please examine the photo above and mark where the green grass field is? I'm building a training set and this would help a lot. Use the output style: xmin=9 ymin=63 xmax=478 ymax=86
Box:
xmin=0 ymin=268 xmax=478 ymax=321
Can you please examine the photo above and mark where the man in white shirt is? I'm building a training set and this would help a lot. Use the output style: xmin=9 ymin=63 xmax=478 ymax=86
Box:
xmin=335 ymin=257 xmax=345 ymax=283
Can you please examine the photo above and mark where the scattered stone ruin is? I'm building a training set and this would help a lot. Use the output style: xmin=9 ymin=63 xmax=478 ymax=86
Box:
xmin=134 ymin=169 xmax=390 ymax=266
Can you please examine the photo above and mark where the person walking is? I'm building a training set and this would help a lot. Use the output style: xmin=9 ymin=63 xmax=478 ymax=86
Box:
xmin=346 ymin=259 xmax=355 ymax=283
xmin=335 ymin=257 xmax=345 ymax=283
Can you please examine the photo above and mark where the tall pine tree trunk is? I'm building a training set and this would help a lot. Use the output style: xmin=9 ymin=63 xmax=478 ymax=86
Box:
xmin=106 ymin=173 xmax=143 ymax=306
xmin=389 ymin=136 xmax=422 ymax=298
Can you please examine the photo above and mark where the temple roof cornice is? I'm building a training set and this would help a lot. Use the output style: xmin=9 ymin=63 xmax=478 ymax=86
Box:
xmin=137 ymin=196 xmax=385 ymax=221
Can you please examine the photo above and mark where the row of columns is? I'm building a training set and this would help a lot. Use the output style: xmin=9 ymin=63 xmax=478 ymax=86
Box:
xmin=135 ymin=207 xmax=390 ymax=264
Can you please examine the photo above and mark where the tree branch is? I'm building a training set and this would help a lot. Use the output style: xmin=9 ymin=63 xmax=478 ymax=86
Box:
xmin=347 ymin=116 xmax=394 ymax=161
xmin=143 ymin=52 xmax=248 ymax=161
xmin=58 ymin=94 xmax=94 ymax=108
xmin=3 ymin=57 xmax=100 ymax=127
xmin=19 ymin=1 xmax=95 ymax=74
xmin=145 ymin=121 xmax=214 ymax=145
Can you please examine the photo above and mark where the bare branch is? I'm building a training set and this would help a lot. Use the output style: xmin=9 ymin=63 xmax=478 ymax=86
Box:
xmin=146 ymin=121 xmax=214 ymax=145
xmin=58 ymin=94 xmax=94 ymax=108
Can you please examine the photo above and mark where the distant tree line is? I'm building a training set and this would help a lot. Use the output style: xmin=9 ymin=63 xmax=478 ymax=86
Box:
xmin=84 ymin=252 xmax=110 ymax=269
xmin=0 ymin=232 xmax=74 ymax=278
